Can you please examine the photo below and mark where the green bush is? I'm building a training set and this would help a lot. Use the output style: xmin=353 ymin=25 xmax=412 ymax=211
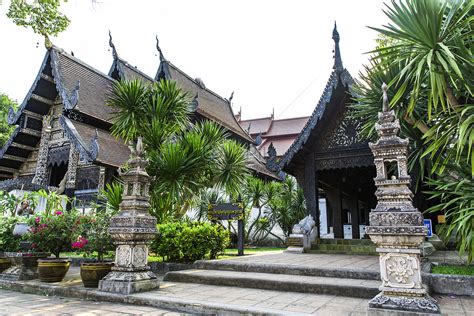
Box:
xmin=0 ymin=216 xmax=20 ymax=252
xmin=152 ymin=221 xmax=230 ymax=263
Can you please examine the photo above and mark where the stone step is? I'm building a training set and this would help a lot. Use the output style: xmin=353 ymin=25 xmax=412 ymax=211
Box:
xmin=163 ymin=269 xmax=380 ymax=299
xmin=309 ymin=243 xmax=377 ymax=255
xmin=316 ymin=238 xmax=375 ymax=246
xmin=195 ymin=258 xmax=380 ymax=280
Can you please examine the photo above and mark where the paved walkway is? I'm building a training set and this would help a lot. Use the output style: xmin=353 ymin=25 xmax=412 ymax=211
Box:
xmin=0 ymin=288 xmax=181 ymax=315
xmin=1 ymin=266 xmax=473 ymax=315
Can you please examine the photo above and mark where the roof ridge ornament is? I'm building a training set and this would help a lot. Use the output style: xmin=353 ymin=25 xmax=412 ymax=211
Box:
xmin=332 ymin=21 xmax=343 ymax=73
xmin=44 ymin=35 xmax=53 ymax=49
xmin=225 ymin=91 xmax=234 ymax=105
xmin=109 ymin=30 xmax=118 ymax=60
xmin=89 ymin=129 xmax=99 ymax=161
xmin=156 ymin=35 xmax=165 ymax=62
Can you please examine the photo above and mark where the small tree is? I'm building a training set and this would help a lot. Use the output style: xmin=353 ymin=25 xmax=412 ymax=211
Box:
xmin=7 ymin=0 xmax=70 ymax=39
xmin=0 ymin=93 xmax=18 ymax=147
xmin=108 ymin=79 xmax=249 ymax=220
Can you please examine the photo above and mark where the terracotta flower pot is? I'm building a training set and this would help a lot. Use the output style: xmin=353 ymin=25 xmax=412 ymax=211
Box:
xmin=80 ymin=261 xmax=113 ymax=288
xmin=37 ymin=258 xmax=71 ymax=282
xmin=0 ymin=257 xmax=12 ymax=273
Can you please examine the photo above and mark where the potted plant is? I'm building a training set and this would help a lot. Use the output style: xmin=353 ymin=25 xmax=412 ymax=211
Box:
xmin=27 ymin=209 xmax=79 ymax=282
xmin=77 ymin=207 xmax=116 ymax=288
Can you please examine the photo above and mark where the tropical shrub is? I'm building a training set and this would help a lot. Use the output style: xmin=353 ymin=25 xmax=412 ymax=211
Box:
xmin=108 ymin=79 xmax=249 ymax=220
xmin=0 ymin=216 xmax=20 ymax=252
xmin=0 ymin=191 xmax=20 ymax=217
xmin=352 ymin=0 xmax=473 ymax=262
xmin=27 ymin=210 xmax=80 ymax=258
xmin=152 ymin=221 xmax=230 ymax=263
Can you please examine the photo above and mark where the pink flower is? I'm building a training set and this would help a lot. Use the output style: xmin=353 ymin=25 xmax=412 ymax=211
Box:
xmin=55 ymin=211 xmax=63 ymax=216
xmin=35 ymin=217 xmax=40 ymax=223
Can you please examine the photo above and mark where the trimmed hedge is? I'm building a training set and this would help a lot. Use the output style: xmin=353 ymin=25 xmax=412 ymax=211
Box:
xmin=152 ymin=221 xmax=229 ymax=263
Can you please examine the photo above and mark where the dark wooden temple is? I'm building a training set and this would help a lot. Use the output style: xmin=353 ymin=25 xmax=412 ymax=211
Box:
xmin=0 ymin=35 xmax=276 ymax=209
xmin=279 ymin=24 xmax=376 ymax=239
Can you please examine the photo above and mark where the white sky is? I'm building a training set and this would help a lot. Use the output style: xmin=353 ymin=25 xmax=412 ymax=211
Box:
xmin=0 ymin=0 xmax=390 ymax=120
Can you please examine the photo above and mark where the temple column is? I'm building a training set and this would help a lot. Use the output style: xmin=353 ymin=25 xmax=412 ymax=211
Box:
xmin=32 ymin=115 xmax=52 ymax=185
xmin=304 ymin=153 xmax=317 ymax=221
xmin=327 ymin=187 xmax=343 ymax=239
xmin=350 ymin=197 xmax=360 ymax=239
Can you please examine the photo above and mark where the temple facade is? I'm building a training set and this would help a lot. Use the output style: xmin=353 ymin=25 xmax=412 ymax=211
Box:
xmin=279 ymin=24 xmax=377 ymax=240
xmin=0 ymin=36 xmax=276 ymax=210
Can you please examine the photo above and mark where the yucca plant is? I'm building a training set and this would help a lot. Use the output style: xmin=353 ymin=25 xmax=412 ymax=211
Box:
xmin=354 ymin=0 xmax=473 ymax=261
xmin=108 ymin=79 xmax=249 ymax=220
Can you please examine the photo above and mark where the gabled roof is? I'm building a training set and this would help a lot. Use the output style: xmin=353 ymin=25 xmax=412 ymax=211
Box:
xmin=239 ymin=117 xmax=273 ymax=135
xmin=279 ymin=23 xmax=354 ymax=169
xmin=50 ymin=48 xmax=116 ymax=122
xmin=154 ymin=41 xmax=254 ymax=144
xmin=0 ymin=45 xmax=128 ymax=178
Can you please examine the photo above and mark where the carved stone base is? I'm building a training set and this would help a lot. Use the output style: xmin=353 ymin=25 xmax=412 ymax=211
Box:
xmin=0 ymin=253 xmax=49 ymax=281
xmin=368 ymin=293 xmax=440 ymax=315
xmin=98 ymin=270 xmax=159 ymax=294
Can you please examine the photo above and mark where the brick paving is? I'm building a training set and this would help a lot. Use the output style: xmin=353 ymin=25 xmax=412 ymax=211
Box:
xmin=0 ymin=288 xmax=182 ymax=316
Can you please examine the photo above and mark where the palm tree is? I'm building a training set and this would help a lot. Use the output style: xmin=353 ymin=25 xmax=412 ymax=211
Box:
xmin=353 ymin=0 xmax=473 ymax=261
xmin=108 ymin=79 xmax=249 ymax=220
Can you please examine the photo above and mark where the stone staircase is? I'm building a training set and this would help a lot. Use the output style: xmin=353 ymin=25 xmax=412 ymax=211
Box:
xmin=163 ymin=256 xmax=381 ymax=299
xmin=309 ymin=238 xmax=377 ymax=255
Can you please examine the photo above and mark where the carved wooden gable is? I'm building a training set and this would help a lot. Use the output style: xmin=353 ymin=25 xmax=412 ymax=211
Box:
xmin=313 ymin=108 xmax=373 ymax=170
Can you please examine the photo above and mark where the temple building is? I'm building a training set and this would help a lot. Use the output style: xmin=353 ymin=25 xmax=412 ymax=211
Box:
xmin=238 ymin=113 xmax=310 ymax=158
xmin=0 ymin=35 xmax=276 ymax=210
xmin=279 ymin=24 xmax=377 ymax=240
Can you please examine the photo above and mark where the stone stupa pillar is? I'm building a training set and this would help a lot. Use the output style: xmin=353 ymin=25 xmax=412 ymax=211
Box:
xmin=98 ymin=137 xmax=159 ymax=294
xmin=366 ymin=84 xmax=440 ymax=315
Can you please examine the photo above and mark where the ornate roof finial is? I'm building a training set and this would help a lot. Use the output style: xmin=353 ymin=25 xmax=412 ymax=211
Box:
xmin=109 ymin=30 xmax=118 ymax=60
xmin=332 ymin=21 xmax=343 ymax=72
xmin=226 ymin=91 xmax=234 ymax=104
xmin=44 ymin=35 xmax=53 ymax=49
xmin=156 ymin=35 xmax=165 ymax=62
xmin=271 ymin=107 xmax=275 ymax=119
xmin=382 ymin=82 xmax=389 ymax=112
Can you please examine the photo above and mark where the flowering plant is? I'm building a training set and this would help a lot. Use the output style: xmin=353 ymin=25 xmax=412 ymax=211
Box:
xmin=27 ymin=209 xmax=80 ymax=258
xmin=76 ymin=207 xmax=116 ymax=261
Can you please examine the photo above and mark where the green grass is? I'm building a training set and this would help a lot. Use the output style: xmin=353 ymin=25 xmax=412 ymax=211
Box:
xmin=60 ymin=247 xmax=284 ymax=263
xmin=223 ymin=247 xmax=285 ymax=256
xmin=432 ymin=265 xmax=474 ymax=276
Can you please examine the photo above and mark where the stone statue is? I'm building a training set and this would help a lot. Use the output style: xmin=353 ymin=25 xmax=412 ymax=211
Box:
xmin=286 ymin=215 xmax=317 ymax=253
xmin=292 ymin=215 xmax=316 ymax=235
xmin=54 ymin=171 xmax=68 ymax=195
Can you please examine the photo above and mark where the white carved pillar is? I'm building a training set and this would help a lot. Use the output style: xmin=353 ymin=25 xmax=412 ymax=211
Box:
xmin=366 ymin=84 xmax=439 ymax=315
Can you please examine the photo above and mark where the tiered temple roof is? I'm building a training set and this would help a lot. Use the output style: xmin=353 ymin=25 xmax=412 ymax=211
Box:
xmin=0 ymin=35 xmax=276 ymax=185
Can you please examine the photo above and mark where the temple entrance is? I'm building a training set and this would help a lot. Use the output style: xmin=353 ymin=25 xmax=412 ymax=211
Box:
xmin=317 ymin=167 xmax=376 ymax=240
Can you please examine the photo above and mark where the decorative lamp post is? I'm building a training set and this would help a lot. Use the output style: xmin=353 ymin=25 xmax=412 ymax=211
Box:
xmin=98 ymin=137 xmax=159 ymax=294
xmin=366 ymin=84 xmax=440 ymax=315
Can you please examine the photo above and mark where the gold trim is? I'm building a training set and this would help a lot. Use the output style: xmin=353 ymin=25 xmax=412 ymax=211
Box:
xmin=81 ymin=266 xmax=112 ymax=271
xmin=38 ymin=262 xmax=71 ymax=268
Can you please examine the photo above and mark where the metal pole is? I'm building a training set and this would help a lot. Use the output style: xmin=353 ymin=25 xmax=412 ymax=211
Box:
xmin=237 ymin=219 xmax=244 ymax=256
